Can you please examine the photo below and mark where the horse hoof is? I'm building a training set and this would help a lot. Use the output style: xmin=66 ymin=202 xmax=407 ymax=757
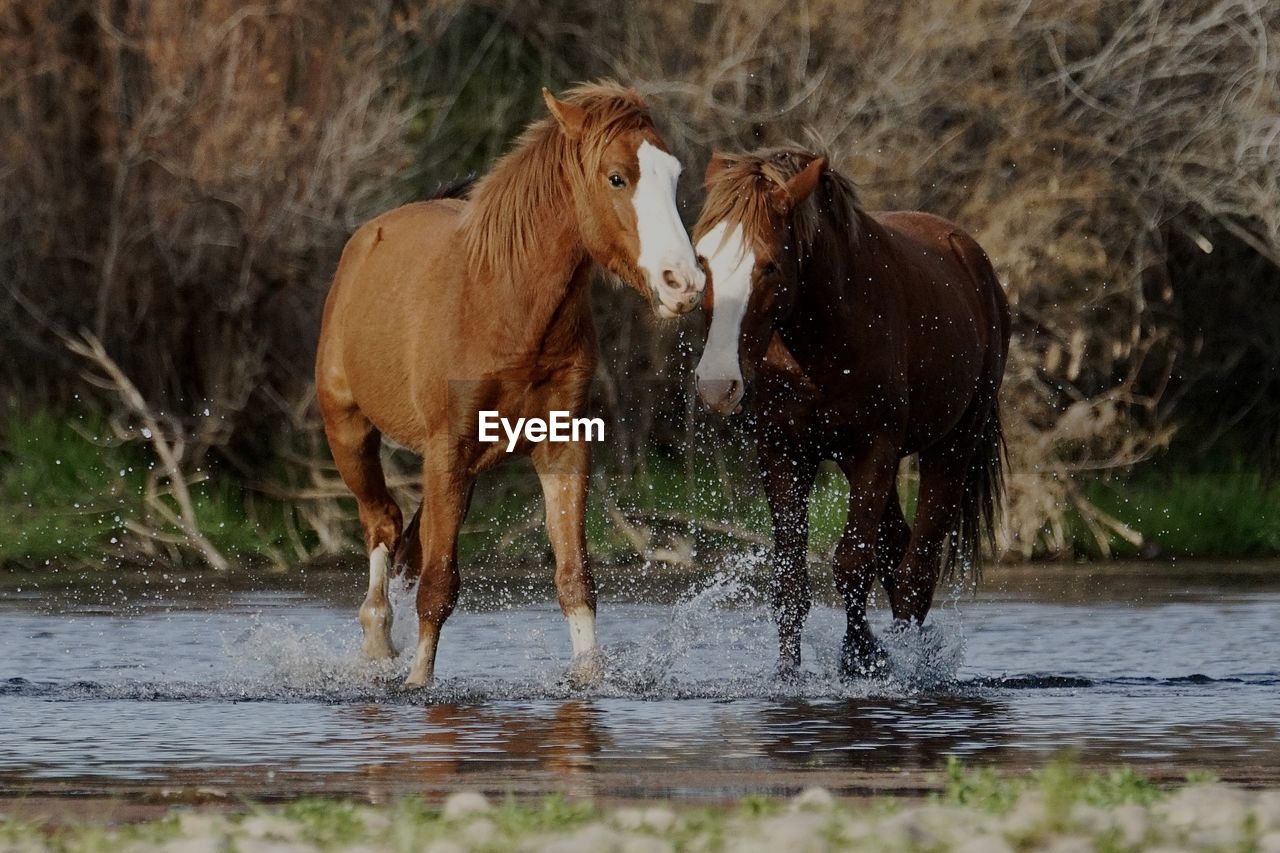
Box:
xmin=565 ymin=650 xmax=605 ymax=689
xmin=361 ymin=636 xmax=397 ymax=660
xmin=840 ymin=637 xmax=889 ymax=681
xmin=840 ymin=655 xmax=889 ymax=681
xmin=773 ymin=658 xmax=803 ymax=684
xmin=359 ymin=603 xmax=396 ymax=660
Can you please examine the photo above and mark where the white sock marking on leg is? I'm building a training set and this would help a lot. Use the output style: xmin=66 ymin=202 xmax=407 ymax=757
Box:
xmin=566 ymin=606 xmax=597 ymax=659
xmin=366 ymin=543 xmax=389 ymax=599
xmin=405 ymin=627 xmax=438 ymax=686
xmin=359 ymin=544 xmax=395 ymax=658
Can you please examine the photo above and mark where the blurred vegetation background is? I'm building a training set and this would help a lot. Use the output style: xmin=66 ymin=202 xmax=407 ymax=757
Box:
xmin=2 ymin=0 xmax=1278 ymax=572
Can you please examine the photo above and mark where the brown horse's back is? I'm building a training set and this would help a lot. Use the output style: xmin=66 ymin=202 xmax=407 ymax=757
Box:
xmin=871 ymin=211 xmax=1009 ymax=454
xmin=316 ymin=200 xmax=467 ymax=452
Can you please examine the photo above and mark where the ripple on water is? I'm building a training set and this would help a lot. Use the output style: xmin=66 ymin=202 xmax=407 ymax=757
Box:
xmin=1 ymin=567 xmax=1279 ymax=794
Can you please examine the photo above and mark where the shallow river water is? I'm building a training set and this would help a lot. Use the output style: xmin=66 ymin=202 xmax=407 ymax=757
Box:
xmin=1 ymin=562 xmax=1277 ymax=801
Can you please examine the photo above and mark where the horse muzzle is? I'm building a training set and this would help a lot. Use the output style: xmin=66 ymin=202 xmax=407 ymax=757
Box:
xmin=696 ymin=375 xmax=745 ymax=415
xmin=652 ymin=261 xmax=706 ymax=319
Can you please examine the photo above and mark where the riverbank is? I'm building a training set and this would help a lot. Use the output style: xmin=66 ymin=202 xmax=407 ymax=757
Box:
xmin=4 ymin=555 xmax=1278 ymax=608
xmin=3 ymin=409 xmax=1278 ymax=572
xmin=3 ymin=764 xmax=1278 ymax=852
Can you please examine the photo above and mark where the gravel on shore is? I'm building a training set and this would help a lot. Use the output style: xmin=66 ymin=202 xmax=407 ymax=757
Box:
xmin=2 ymin=777 xmax=1278 ymax=852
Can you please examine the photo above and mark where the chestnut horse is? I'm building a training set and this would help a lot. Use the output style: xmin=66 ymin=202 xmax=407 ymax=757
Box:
xmin=693 ymin=148 xmax=1009 ymax=679
xmin=316 ymin=83 xmax=704 ymax=686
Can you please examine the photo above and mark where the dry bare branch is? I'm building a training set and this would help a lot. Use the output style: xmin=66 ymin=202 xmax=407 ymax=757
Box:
xmin=63 ymin=330 xmax=231 ymax=571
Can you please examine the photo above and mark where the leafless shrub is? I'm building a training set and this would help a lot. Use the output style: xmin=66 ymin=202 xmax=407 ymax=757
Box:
xmin=2 ymin=0 xmax=413 ymax=438
xmin=2 ymin=0 xmax=418 ymax=563
xmin=4 ymin=0 xmax=1276 ymax=565
xmin=64 ymin=330 xmax=230 ymax=569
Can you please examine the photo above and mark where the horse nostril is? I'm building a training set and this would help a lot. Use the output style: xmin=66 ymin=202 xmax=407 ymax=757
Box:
xmin=697 ymin=377 xmax=744 ymax=413
xmin=663 ymin=268 xmax=695 ymax=295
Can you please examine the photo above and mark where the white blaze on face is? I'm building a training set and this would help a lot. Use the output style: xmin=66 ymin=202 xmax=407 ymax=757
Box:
xmin=694 ymin=221 xmax=755 ymax=413
xmin=632 ymin=141 xmax=704 ymax=318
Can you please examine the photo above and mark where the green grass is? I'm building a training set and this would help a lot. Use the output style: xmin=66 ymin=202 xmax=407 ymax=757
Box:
xmin=6 ymin=401 xmax=1278 ymax=571
xmin=0 ymin=408 xmax=140 ymax=566
xmin=463 ymin=444 xmax=1280 ymax=567
xmin=465 ymin=444 xmax=1280 ymax=567
xmin=0 ymin=405 xmax=309 ymax=570
xmin=942 ymin=755 xmax=1023 ymax=812
xmin=0 ymin=812 xmax=184 ymax=850
xmin=278 ymin=799 xmax=369 ymax=846
xmin=1076 ymin=464 xmax=1280 ymax=558
xmin=943 ymin=754 xmax=1215 ymax=813
xmin=487 ymin=795 xmax=596 ymax=834
xmin=942 ymin=755 xmax=1167 ymax=814
xmin=1038 ymin=759 xmax=1163 ymax=809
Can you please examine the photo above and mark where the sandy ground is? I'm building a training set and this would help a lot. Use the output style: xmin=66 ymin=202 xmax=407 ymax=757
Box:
xmin=3 ymin=780 xmax=1280 ymax=852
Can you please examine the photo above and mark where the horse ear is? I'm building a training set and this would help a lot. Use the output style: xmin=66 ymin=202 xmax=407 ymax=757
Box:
xmin=704 ymin=152 xmax=730 ymax=187
xmin=770 ymin=156 xmax=825 ymax=212
xmin=542 ymin=87 xmax=586 ymax=141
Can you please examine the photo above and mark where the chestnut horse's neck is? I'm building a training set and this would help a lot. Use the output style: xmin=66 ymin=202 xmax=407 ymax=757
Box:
xmin=461 ymin=127 xmax=592 ymax=346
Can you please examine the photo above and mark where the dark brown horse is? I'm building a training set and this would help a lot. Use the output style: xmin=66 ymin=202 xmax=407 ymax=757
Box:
xmin=692 ymin=148 xmax=1009 ymax=678
xmin=316 ymin=83 xmax=704 ymax=686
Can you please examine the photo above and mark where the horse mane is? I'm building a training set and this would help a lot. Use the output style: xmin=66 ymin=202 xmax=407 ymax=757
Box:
xmin=695 ymin=147 xmax=863 ymax=257
xmin=462 ymin=81 xmax=655 ymax=277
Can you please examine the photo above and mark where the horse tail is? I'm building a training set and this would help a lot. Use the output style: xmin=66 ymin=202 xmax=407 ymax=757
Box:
xmin=943 ymin=233 xmax=1010 ymax=583
xmin=944 ymin=406 xmax=1006 ymax=582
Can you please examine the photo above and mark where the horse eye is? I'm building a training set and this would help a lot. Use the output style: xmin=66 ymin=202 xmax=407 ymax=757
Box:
xmin=760 ymin=262 xmax=779 ymax=276
xmin=608 ymin=174 xmax=627 ymax=188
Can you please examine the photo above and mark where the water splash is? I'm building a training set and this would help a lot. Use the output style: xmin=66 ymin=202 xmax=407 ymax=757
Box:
xmin=600 ymin=568 xmax=766 ymax=695
xmin=209 ymin=560 xmax=970 ymax=702
xmin=878 ymin=615 xmax=967 ymax=691
xmin=229 ymin=619 xmax=402 ymax=693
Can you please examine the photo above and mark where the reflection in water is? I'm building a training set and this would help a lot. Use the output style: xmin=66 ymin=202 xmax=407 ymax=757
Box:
xmin=756 ymin=697 xmax=1011 ymax=770
xmin=363 ymin=701 xmax=603 ymax=773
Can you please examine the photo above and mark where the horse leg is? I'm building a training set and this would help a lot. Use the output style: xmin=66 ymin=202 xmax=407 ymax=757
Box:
xmin=832 ymin=441 xmax=900 ymax=678
xmin=759 ymin=443 xmax=818 ymax=677
xmin=391 ymin=501 xmax=422 ymax=581
xmin=890 ymin=434 xmax=977 ymax=624
xmin=532 ymin=441 xmax=599 ymax=684
xmin=320 ymin=402 xmax=402 ymax=660
xmin=404 ymin=461 xmax=471 ymax=687
xmin=875 ymin=485 xmax=912 ymax=604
